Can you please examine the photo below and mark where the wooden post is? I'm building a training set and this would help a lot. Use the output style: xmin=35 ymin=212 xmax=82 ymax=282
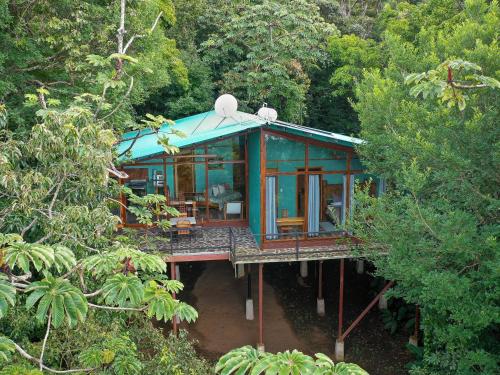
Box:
xmin=317 ymin=260 xmax=325 ymax=316
xmin=257 ymin=263 xmax=264 ymax=350
xmin=119 ymin=177 xmax=127 ymax=225
xmin=318 ymin=260 xmax=323 ymax=300
xmin=345 ymin=154 xmax=352 ymax=219
xmin=163 ymin=157 xmax=168 ymax=201
xmin=414 ymin=305 xmax=420 ymax=340
xmin=171 ymin=261 xmax=178 ymax=335
xmin=335 ymin=258 xmax=345 ymax=360
xmin=410 ymin=304 xmax=420 ymax=346
xmin=338 ymin=258 xmax=345 ymax=340
xmin=260 ymin=130 xmax=266 ymax=248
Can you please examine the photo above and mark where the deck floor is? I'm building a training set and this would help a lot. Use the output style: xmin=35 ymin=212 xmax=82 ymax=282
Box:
xmin=141 ymin=226 xmax=360 ymax=263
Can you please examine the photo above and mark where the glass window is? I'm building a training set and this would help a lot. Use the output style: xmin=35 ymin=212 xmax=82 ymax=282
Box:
xmin=321 ymin=174 xmax=346 ymax=231
xmin=207 ymin=163 xmax=245 ymax=220
xmin=265 ymin=134 xmax=305 ymax=170
xmin=207 ymin=136 xmax=245 ymax=161
xmin=308 ymin=143 xmax=347 ymax=171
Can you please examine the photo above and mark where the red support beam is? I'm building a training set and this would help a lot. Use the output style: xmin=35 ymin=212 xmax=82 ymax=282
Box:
xmin=258 ymin=263 xmax=264 ymax=347
xmin=341 ymin=280 xmax=394 ymax=341
xmin=337 ymin=258 xmax=345 ymax=340
xmin=163 ymin=158 xmax=168 ymax=202
xmin=166 ymin=253 xmax=230 ymax=263
xmin=414 ymin=305 xmax=420 ymax=341
xmin=170 ymin=261 xmax=178 ymax=335
xmin=119 ymin=177 xmax=127 ymax=226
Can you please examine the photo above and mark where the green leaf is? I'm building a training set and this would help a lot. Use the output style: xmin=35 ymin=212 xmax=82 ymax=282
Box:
xmin=53 ymin=245 xmax=76 ymax=273
xmin=4 ymin=242 xmax=55 ymax=273
xmin=0 ymin=336 xmax=15 ymax=364
xmin=0 ymin=275 xmax=15 ymax=319
xmin=102 ymin=274 xmax=144 ymax=307
xmin=26 ymin=276 xmax=87 ymax=327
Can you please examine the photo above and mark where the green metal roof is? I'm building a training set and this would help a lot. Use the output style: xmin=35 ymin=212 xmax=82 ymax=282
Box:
xmin=118 ymin=111 xmax=265 ymax=160
xmin=117 ymin=110 xmax=363 ymax=161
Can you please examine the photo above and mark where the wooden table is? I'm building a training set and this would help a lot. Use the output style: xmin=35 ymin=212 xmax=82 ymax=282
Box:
xmin=169 ymin=200 xmax=197 ymax=215
xmin=276 ymin=217 xmax=305 ymax=234
xmin=169 ymin=216 xmax=196 ymax=226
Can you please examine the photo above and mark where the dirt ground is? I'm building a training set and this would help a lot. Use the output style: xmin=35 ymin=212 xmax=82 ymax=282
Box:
xmin=177 ymin=260 xmax=412 ymax=375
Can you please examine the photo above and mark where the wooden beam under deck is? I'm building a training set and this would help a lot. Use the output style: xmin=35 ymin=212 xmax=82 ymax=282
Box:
xmin=165 ymin=253 xmax=230 ymax=263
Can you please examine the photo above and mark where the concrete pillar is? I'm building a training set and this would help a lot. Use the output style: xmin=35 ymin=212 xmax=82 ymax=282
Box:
xmin=408 ymin=335 xmax=418 ymax=346
xmin=335 ymin=339 xmax=344 ymax=361
xmin=300 ymin=261 xmax=308 ymax=278
xmin=257 ymin=344 xmax=265 ymax=353
xmin=246 ymin=299 xmax=254 ymax=320
xmin=236 ymin=264 xmax=245 ymax=278
xmin=378 ymin=293 xmax=388 ymax=310
xmin=317 ymin=298 xmax=325 ymax=316
xmin=356 ymin=260 xmax=364 ymax=274
xmin=175 ymin=265 xmax=180 ymax=281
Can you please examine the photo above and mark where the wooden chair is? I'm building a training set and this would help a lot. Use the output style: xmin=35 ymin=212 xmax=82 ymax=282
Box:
xmin=224 ymin=201 xmax=243 ymax=220
xmin=175 ymin=220 xmax=192 ymax=242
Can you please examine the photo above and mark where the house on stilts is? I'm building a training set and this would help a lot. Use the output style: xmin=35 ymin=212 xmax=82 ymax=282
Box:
xmin=116 ymin=108 xmax=394 ymax=360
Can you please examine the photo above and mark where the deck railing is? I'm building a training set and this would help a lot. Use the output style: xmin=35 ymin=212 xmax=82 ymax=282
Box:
xmin=165 ymin=226 xmax=353 ymax=263
xmin=231 ymin=230 xmax=352 ymax=263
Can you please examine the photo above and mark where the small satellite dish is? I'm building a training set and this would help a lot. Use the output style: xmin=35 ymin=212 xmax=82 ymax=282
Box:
xmin=214 ymin=94 xmax=238 ymax=117
xmin=257 ymin=105 xmax=278 ymax=122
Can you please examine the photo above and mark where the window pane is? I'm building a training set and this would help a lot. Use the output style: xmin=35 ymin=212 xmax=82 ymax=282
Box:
xmin=321 ymin=174 xmax=345 ymax=231
xmin=207 ymin=163 xmax=245 ymax=220
xmin=265 ymin=134 xmax=305 ymax=170
xmin=308 ymin=143 xmax=347 ymax=171
xmin=207 ymin=136 xmax=245 ymax=161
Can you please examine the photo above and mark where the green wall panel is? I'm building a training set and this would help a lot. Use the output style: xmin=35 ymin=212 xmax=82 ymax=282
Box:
xmin=247 ymin=131 xmax=261 ymax=243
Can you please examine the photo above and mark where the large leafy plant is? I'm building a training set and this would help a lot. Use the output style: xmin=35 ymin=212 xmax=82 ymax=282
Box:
xmin=216 ymin=346 xmax=368 ymax=375
xmin=0 ymin=2 xmax=198 ymax=374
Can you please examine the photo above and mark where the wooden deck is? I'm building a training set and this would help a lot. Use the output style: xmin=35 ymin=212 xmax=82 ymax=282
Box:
xmin=139 ymin=226 xmax=364 ymax=264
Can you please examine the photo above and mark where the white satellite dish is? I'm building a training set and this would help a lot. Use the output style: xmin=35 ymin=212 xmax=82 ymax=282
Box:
xmin=214 ymin=94 xmax=238 ymax=117
xmin=257 ymin=105 xmax=278 ymax=122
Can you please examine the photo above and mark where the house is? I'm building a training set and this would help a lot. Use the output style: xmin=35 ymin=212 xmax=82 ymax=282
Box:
xmin=116 ymin=109 xmax=389 ymax=358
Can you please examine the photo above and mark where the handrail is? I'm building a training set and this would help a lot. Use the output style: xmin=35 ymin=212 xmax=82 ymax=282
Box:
xmin=234 ymin=229 xmax=357 ymax=263
xmin=164 ymin=226 xmax=354 ymax=263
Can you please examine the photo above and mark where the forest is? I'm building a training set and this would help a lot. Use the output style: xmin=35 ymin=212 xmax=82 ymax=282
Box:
xmin=0 ymin=0 xmax=498 ymax=374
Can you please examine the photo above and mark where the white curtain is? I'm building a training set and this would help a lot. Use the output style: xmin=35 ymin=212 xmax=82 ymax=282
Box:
xmin=377 ymin=178 xmax=386 ymax=196
xmin=342 ymin=175 xmax=347 ymax=225
xmin=349 ymin=175 xmax=355 ymax=220
xmin=308 ymin=175 xmax=320 ymax=236
xmin=265 ymin=176 xmax=278 ymax=239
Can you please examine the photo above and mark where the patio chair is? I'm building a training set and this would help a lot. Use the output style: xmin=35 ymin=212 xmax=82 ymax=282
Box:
xmin=175 ymin=220 xmax=192 ymax=242
xmin=224 ymin=201 xmax=243 ymax=220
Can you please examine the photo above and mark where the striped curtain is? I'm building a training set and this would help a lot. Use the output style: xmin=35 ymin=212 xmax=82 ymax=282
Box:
xmin=307 ymin=175 xmax=320 ymax=236
xmin=265 ymin=176 xmax=278 ymax=240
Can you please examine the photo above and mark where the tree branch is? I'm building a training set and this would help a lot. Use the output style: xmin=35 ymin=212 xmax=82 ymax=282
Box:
xmin=21 ymin=218 xmax=37 ymax=237
xmin=48 ymin=177 xmax=66 ymax=219
xmin=83 ymin=289 xmax=102 ymax=298
xmin=117 ymin=0 xmax=126 ymax=54
xmin=39 ymin=312 xmax=51 ymax=371
xmin=88 ymin=302 xmax=147 ymax=312
xmin=13 ymin=342 xmax=96 ymax=374
xmin=123 ymin=12 xmax=163 ymax=54
xmin=99 ymin=76 xmax=134 ymax=121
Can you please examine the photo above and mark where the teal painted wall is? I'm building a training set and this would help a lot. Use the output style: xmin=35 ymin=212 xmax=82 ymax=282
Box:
xmin=247 ymin=131 xmax=261 ymax=243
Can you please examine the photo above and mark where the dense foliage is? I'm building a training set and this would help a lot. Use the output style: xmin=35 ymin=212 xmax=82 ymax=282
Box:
xmin=1 ymin=0 xmax=498 ymax=374
xmin=351 ymin=1 xmax=500 ymax=374
xmin=216 ymin=346 xmax=368 ymax=375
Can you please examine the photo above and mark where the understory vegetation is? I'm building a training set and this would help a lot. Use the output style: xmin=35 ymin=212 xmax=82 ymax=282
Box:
xmin=0 ymin=0 xmax=498 ymax=374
